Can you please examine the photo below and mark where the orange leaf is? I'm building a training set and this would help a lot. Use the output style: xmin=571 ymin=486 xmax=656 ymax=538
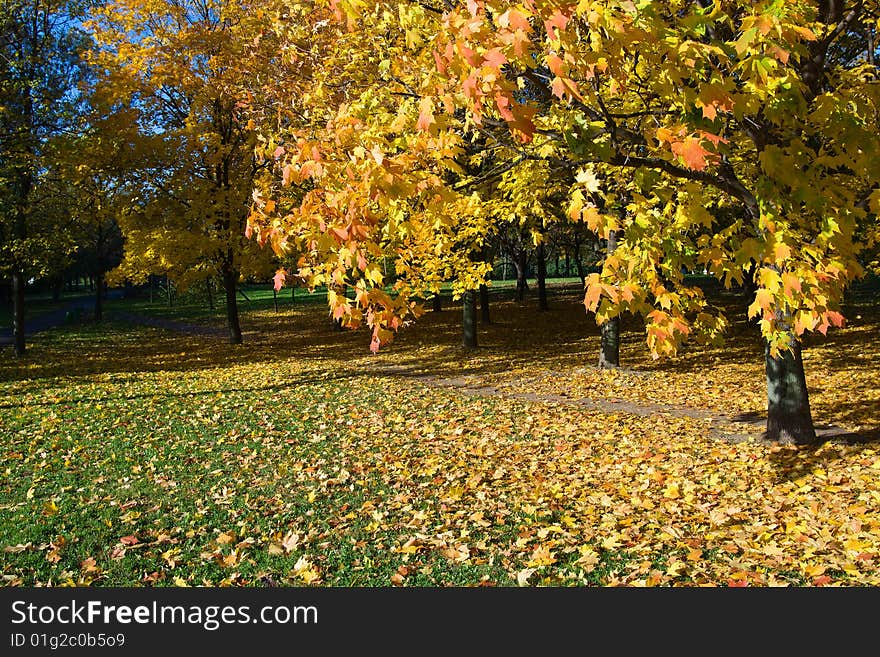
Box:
xmin=584 ymin=275 xmax=602 ymax=312
xmin=747 ymin=288 xmax=774 ymax=318
xmin=417 ymin=97 xmax=435 ymax=132
xmin=782 ymin=272 xmax=801 ymax=297
xmin=547 ymin=54 xmax=564 ymax=76
xmin=672 ymin=137 xmax=713 ymax=171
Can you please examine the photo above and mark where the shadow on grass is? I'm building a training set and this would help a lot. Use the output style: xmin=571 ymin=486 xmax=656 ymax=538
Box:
xmin=0 ymin=287 xmax=603 ymax=386
xmin=2 ymin=285 xmax=878 ymax=446
xmin=766 ymin=427 xmax=880 ymax=483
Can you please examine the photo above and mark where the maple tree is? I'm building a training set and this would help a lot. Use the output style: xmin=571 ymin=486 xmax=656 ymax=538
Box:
xmin=249 ymin=0 xmax=879 ymax=444
xmin=246 ymin=0 xmax=499 ymax=352
xmin=426 ymin=0 xmax=879 ymax=445
xmin=52 ymin=106 xmax=138 ymax=321
xmin=86 ymin=0 xmax=279 ymax=343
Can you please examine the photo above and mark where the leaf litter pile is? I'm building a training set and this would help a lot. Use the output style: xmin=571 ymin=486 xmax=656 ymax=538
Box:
xmin=1 ymin=287 xmax=879 ymax=587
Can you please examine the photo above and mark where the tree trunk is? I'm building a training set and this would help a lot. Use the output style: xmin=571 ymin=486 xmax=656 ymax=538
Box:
xmin=764 ymin=338 xmax=817 ymax=444
xmin=515 ymin=252 xmax=528 ymax=302
xmin=479 ymin=284 xmax=490 ymax=324
xmin=222 ymin=265 xmax=243 ymax=344
xmin=598 ymin=229 xmax=619 ymax=368
xmin=574 ymin=250 xmax=586 ymax=288
xmin=743 ymin=261 xmax=758 ymax=310
xmin=94 ymin=272 xmax=104 ymax=322
xmin=462 ymin=290 xmax=477 ymax=348
xmin=272 ymin=287 xmax=278 ymax=312
xmin=433 ymin=292 xmax=442 ymax=312
xmin=206 ymin=278 xmax=215 ymax=311
xmin=599 ymin=317 xmax=620 ymax=369
xmin=12 ymin=271 xmax=26 ymax=357
xmin=537 ymin=240 xmax=548 ymax=311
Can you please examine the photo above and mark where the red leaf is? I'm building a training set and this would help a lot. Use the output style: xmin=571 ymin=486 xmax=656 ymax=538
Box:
xmin=826 ymin=310 xmax=845 ymax=328
xmin=544 ymin=10 xmax=569 ymax=39
xmin=273 ymin=269 xmax=287 ymax=291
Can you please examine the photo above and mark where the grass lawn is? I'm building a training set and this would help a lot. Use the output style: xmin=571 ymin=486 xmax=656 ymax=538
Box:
xmin=1 ymin=282 xmax=878 ymax=587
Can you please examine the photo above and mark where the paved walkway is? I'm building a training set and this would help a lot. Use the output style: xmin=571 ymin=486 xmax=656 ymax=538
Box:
xmin=0 ymin=296 xmax=97 ymax=347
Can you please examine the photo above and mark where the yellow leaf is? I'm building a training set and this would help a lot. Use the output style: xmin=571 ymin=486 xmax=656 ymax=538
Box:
xmin=663 ymin=482 xmax=681 ymax=499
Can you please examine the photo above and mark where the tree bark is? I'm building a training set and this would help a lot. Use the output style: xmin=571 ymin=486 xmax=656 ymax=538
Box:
xmin=598 ymin=230 xmax=620 ymax=368
xmin=479 ymin=284 xmax=490 ymax=323
xmin=574 ymin=250 xmax=586 ymax=288
xmin=206 ymin=278 xmax=215 ymax=311
xmin=537 ymin=240 xmax=548 ymax=311
xmin=462 ymin=290 xmax=477 ymax=348
xmin=599 ymin=317 xmax=620 ymax=369
xmin=515 ymin=252 xmax=529 ymax=302
xmin=12 ymin=271 xmax=26 ymax=357
xmin=764 ymin=338 xmax=817 ymax=444
xmin=433 ymin=292 xmax=442 ymax=312
xmin=221 ymin=264 xmax=243 ymax=344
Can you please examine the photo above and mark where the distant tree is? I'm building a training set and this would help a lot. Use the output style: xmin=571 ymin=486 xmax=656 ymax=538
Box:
xmin=0 ymin=0 xmax=88 ymax=355
xmin=88 ymin=0 xmax=278 ymax=343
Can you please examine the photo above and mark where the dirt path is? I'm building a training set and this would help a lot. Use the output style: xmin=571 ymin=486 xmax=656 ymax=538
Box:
xmin=7 ymin=304 xmax=867 ymax=445
xmin=382 ymin=369 xmax=866 ymax=445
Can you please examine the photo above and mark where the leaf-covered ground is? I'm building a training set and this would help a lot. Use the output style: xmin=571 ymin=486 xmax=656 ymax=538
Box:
xmin=1 ymin=284 xmax=878 ymax=586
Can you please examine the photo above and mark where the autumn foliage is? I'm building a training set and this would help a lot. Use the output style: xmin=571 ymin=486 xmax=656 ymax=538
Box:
xmin=2 ymin=0 xmax=880 ymax=590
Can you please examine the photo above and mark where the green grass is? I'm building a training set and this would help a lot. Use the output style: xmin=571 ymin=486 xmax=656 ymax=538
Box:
xmin=2 ymin=281 xmax=879 ymax=588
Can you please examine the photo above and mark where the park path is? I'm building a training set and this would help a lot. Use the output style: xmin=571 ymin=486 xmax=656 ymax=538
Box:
xmin=385 ymin=370 xmax=868 ymax=445
xmin=5 ymin=302 xmax=864 ymax=444
xmin=0 ymin=296 xmax=96 ymax=347
xmin=1 ymin=292 xmax=223 ymax=348
xmin=370 ymin=367 xmax=767 ymax=443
